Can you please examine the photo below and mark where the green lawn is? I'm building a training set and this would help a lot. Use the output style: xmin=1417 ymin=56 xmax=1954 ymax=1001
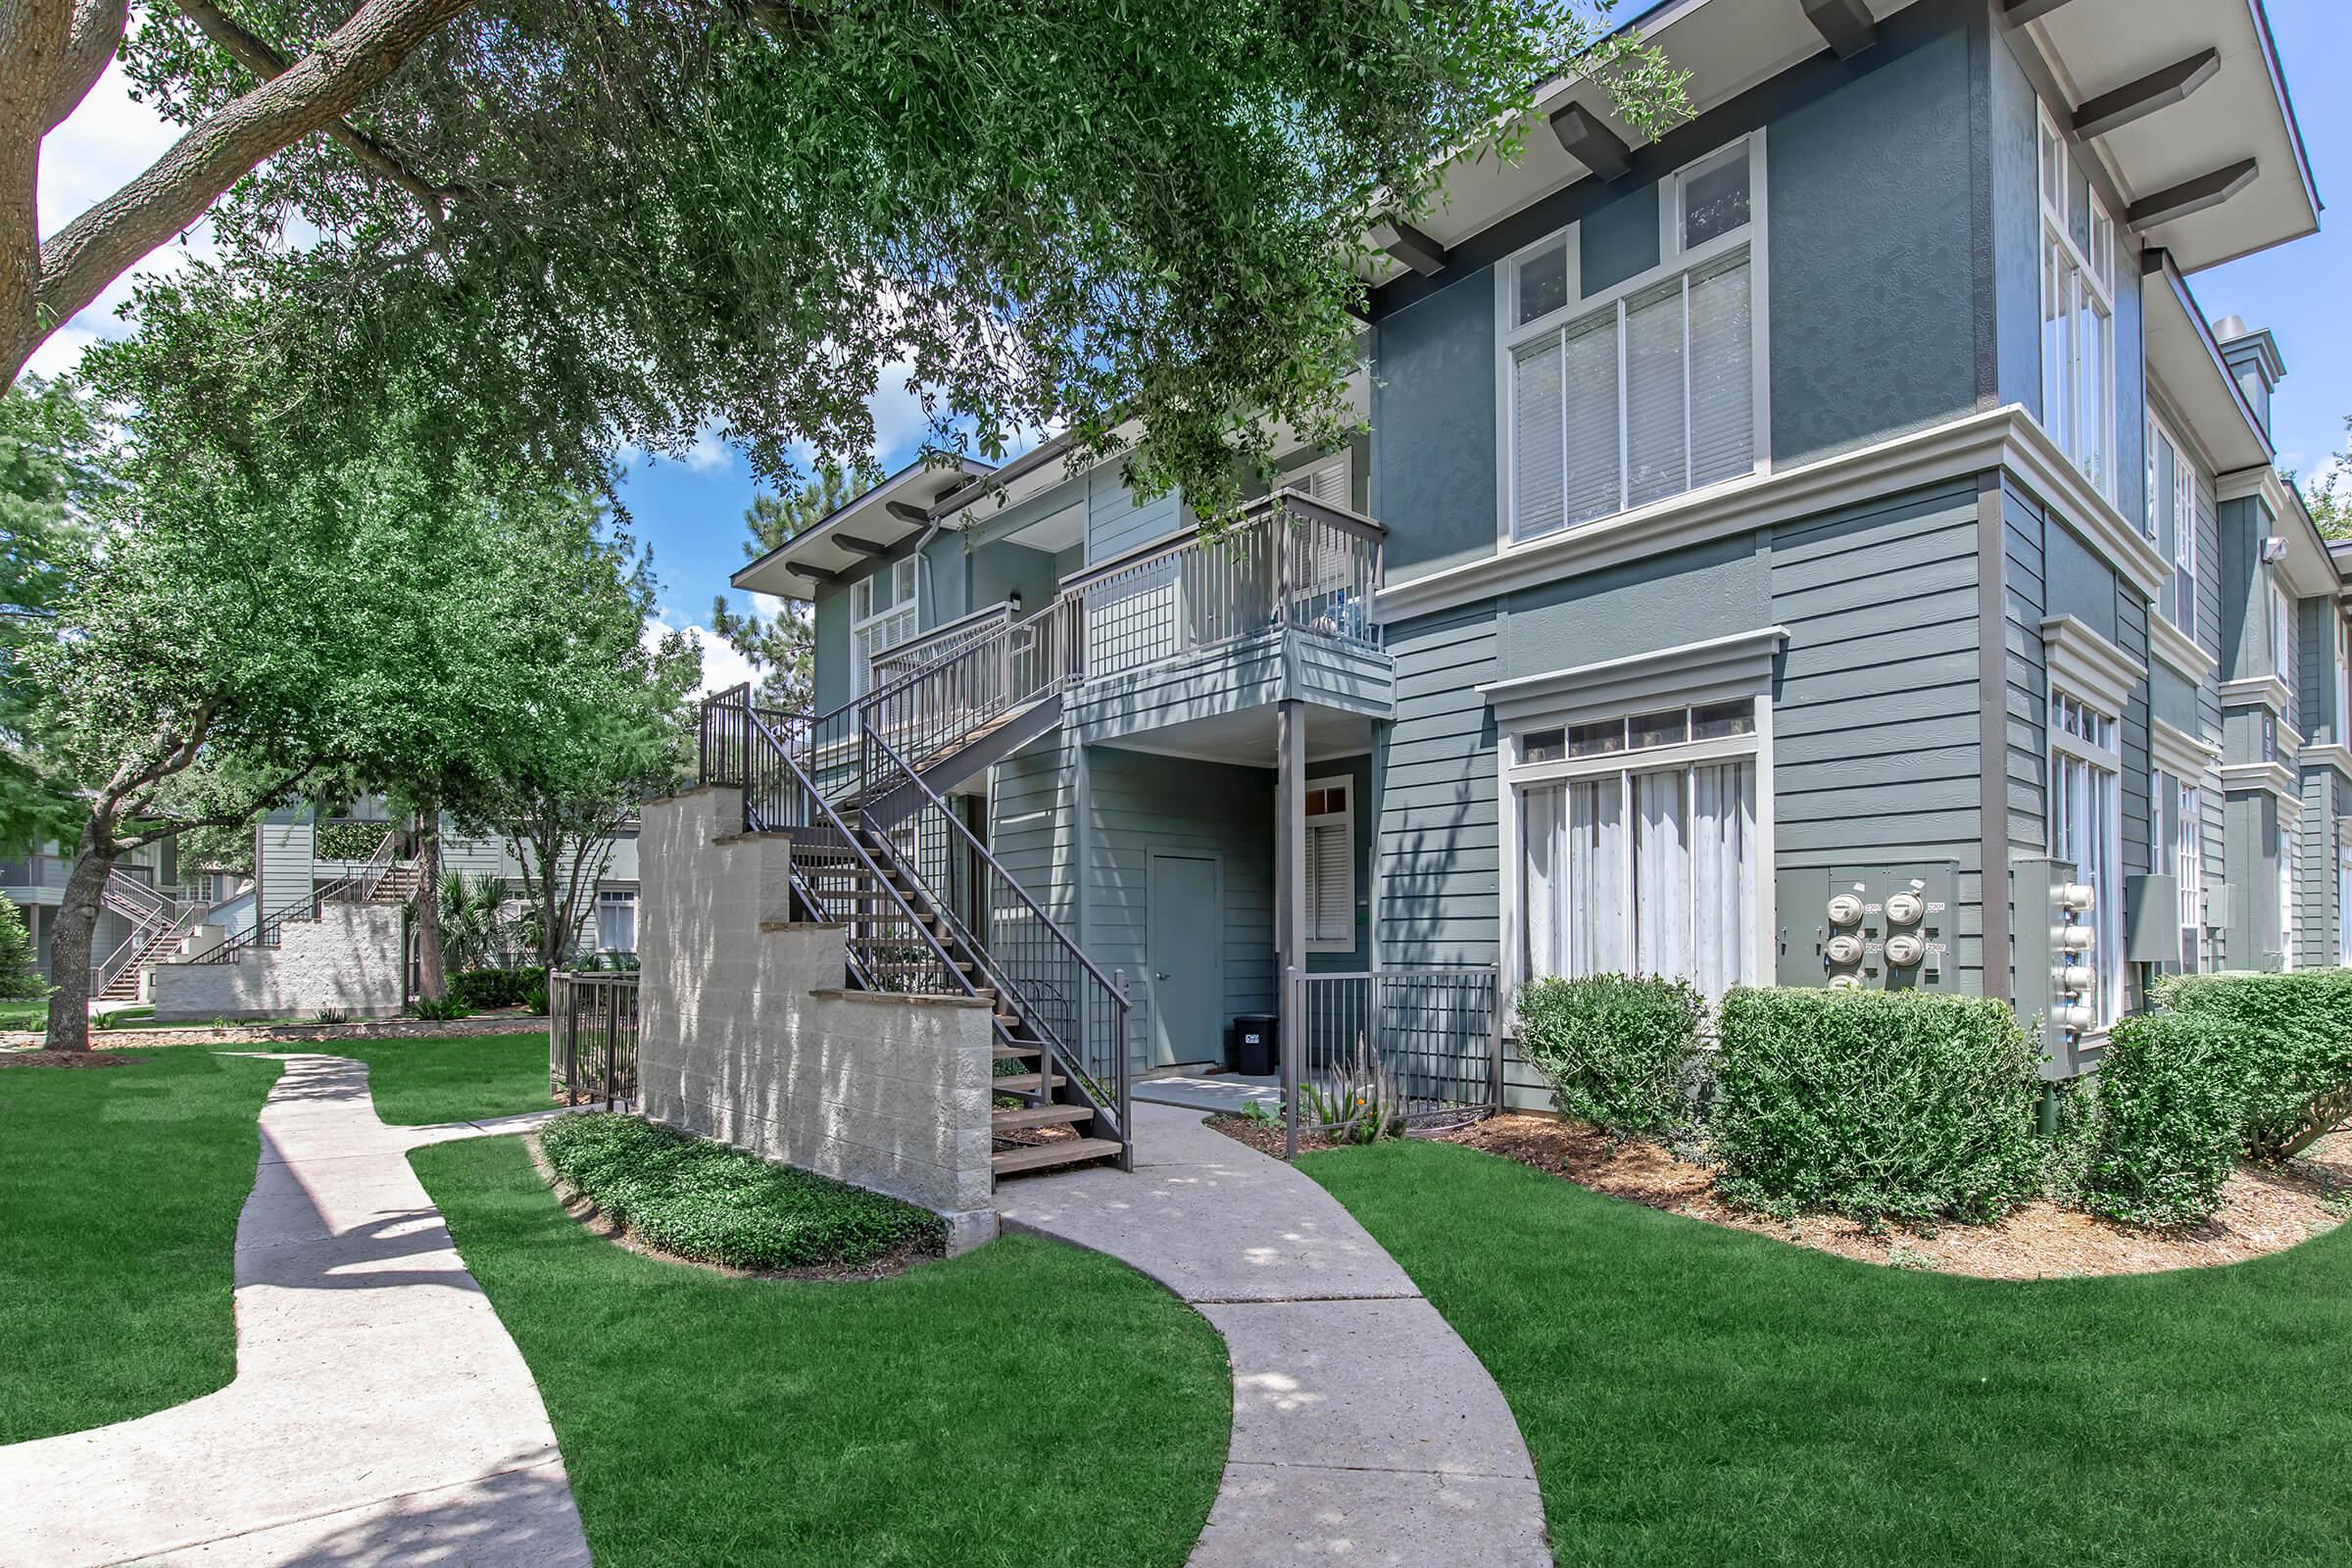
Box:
xmin=0 ymin=1050 xmax=281 ymax=1444
xmin=0 ymin=999 xmax=49 ymax=1029
xmin=1305 ymin=1139 xmax=2352 ymax=1568
xmin=414 ymin=1136 xmax=1228 ymax=1568
xmin=334 ymin=1033 xmax=552 ymax=1125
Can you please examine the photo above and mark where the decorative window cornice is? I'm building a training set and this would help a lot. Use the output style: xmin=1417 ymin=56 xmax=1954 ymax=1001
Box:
xmin=2152 ymin=717 xmax=2222 ymax=783
xmin=2218 ymin=673 xmax=2290 ymax=713
xmin=2149 ymin=613 xmax=2215 ymax=680
xmin=2221 ymin=760 xmax=2297 ymax=800
xmin=1478 ymin=626 xmax=1788 ymax=729
xmin=2041 ymin=615 xmax=2145 ymax=720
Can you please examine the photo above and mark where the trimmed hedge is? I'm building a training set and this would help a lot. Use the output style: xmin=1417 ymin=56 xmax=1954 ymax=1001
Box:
xmin=1712 ymin=988 xmax=2043 ymax=1223
xmin=1516 ymin=974 xmax=1705 ymax=1140
xmin=2155 ymin=970 xmax=2352 ymax=1158
xmin=449 ymin=966 xmax=538 ymax=1010
xmin=538 ymin=1113 xmax=946 ymax=1269
xmin=2079 ymin=1012 xmax=2247 ymax=1228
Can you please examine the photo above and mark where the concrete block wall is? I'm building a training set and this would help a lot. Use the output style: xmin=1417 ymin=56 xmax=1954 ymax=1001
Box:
xmin=150 ymin=905 xmax=405 ymax=1021
xmin=637 ymin=787 xmax=999 ymax=1250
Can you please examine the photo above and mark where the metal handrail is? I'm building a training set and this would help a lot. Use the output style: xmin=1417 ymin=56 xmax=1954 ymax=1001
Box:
xmin=855 ymin=597 xmax=1072 ymax=808
xmin=192 ymin=870 xmax=369 ymax=963
xmin=859 ymin=726 xmax=1130 ymax=1141
xmin=93 ymin=901 xmax=211 ymax=996
xmin=100 ymin=866 xmax=172 ymax=926
xmin=871 ymin=600 xmax=1018 ymax=684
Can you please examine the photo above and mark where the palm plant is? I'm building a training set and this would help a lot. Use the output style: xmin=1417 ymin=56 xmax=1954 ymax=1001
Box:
xmin=427 ymin=871 xmax=516 ymax=973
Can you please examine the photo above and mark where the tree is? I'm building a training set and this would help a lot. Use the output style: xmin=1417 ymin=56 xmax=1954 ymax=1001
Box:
xmin=2302 ymin=416 xmax=2350 ymax=541
xmin=0 ymin=374 xmax=100 ymax=849
xmin=473 ymin=517 xmax=699 ymax=978
xmin=431 ymin=869 xmax=516 ymax=973
xmin=11 ymin=1 xmax=1684 ymax=520
xmin=0 ymin=893 xmax=45 ymax=1000
xmin=709 ymin=467 xmax=852 ymax=712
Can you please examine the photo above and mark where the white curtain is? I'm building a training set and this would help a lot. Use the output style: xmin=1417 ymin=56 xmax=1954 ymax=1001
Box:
xmin=1631 ymin=769 xmax=1690 ymax=981
xmin=1690 ymin=761 xmax=1757 ymax=998
xmin=1567 ymin=779 xmax=1627 ymax=977
xmin=1522 ymin=786 xmax=1563 ymax=981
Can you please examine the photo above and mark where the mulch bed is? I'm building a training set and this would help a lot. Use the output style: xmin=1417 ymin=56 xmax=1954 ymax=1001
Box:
xmin=1439 ymin=1113 xmax=2352 ymax=1281
xmin=1204 ymin=1113 xmax=1345 ymax=1157
xmin=0 ymin=1051 xmax=134 ymax=1069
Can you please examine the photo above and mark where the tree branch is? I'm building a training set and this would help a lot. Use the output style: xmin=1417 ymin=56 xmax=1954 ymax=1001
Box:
xmin=171 ymin=0 xmax=450 ymax=227
xmin=16 ymin=0 xmax=478 ymax=385
xmin=112 ymin=760 xmax=320 ymax=851
xmin=42 ymin=0 xmax=125 ymax=131
xmin=1 ymin=0 xmax=74 ymax=387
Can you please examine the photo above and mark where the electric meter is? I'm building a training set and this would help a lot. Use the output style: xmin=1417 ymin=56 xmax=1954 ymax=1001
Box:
xmin=2058 ymin=882 xmax=2097 ymax=913
xmin=1829 ymin=972 xmax=1864 ymax=991
xmin=2053 ymin=1003 xmax=2095 ymax=1033
xmin=1884 ymin=891 xmax=1925 ymax=927
xmin=1826 ymin=892 xmax=1864 ymax=927
xmin=2058 ymin=964 xmax=2096 ymax=994
xmin=1825 ymin=933 xmax=1864 ymax=965
xmin=2057 ymin=924 xmax=2096 ymax=953
xmin=1885 ymin=931 xmax=1926 ymax=968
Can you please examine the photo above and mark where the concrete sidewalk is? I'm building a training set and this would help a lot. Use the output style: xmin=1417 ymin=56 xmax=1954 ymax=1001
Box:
xmin=997 ymin=1103 xmax=1550 ymax=1568
xmin=0 ymin=1055 xmax=593 ymax=1568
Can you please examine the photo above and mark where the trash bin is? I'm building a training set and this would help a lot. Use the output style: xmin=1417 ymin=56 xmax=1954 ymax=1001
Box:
xmin=1231 ymin=1012 xmax=1279 ymax=1077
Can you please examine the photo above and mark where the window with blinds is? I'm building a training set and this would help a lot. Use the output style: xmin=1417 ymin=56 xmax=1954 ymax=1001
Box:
xmin=1505 ymin=136 xmax=1760 ymax=544
xmin=2145 ymin=418 xmax=2197 ymax=640
xmin=1303 ymin=779 xmax=1354 ymax=952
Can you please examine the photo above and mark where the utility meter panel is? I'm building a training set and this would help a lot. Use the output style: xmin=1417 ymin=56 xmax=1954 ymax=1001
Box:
xmin=2017 ymin=856 xmax=2097 ymax=1080
xmin=1775 ymin=863 xmax=1960 ymax=992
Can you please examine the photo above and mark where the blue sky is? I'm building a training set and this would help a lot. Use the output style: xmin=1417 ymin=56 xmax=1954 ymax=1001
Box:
xmin=32 ymin=1 xmax=2352 ymax=689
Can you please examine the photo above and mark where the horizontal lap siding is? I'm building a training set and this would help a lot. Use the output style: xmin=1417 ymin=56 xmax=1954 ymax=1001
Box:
xmin=1771 ymin=482 xmax=1985 ymax=987
xmin=1070 ymin=632 xmax=1286 ymax=743
xmin=1378 ymin=610 xmax=1498 ymax=971
xmin=992 ymin=731 xmax=1078 ymax=931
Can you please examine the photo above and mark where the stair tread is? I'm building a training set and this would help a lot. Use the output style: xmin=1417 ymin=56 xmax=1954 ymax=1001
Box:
xmin=991 ymin=1044 xmax=1042 ymax=1059
xmin=992 ymin=1137 xmax=1123 ymax=1176
xmin=990 ymin=1103 xmax=1094 ymax=1130
xmin=991 ymin=1072 xmax=1066 ymax=1094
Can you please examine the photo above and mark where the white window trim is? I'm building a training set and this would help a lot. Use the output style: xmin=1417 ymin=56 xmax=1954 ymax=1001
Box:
xmin=1489 ymin=628 xmax=1782 ymax=1003
xmin=2338 ymin=833 xmax=2352 ymax=968
xmin=2048 ymin=686 xmax=2124 ymax=1025
xmin=1302 ymin=775 xmax=1355 ymax=955
xmin=2271 ymin=570 xmax=2293 ymax=686
xmin=1494 ymin=131 xmax=1772 ymax=549
xmin=851 ymin=558 xmax=921 ymax=698
xmin=2040 ymin=614 xmax=2145 ymax=720
xmin=2036 ymin=101 xmax=2120 ymax=503
xmin=2145 ymin=411 xmax=2198 ymax=644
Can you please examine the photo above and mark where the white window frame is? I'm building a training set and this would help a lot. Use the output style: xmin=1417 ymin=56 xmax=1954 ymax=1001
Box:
xmin=1503 ymin=696 xmax=1772 ymax=1001
xmin=2145 ymin=413 xmax=2197 ymax=642
xmin=2037 ymin=102 xmax=2119 ymax=500
xmin=2338 ymin=834 xmax=2352 ymax=968
xmin=595 ymin=887 xmax=637 ymax=955
xmin=851 ymin=557 xmax=920 ymax=698
xmin=2335 ymin=611 xmax=2349 ymax=744
xmin=2048 ymin=685 xmax=2123 ymax=1025
xmin=1302 ymin=774 xmax=1355 ymax=954
xmin=1494 ymin=132 xmax=1772 ymax=548
xmin=2271 ymin=571 xmax=2292 ymax=686
xmin=2156 ymin=772 xmax=2203 ymax=973
xmin=2279 ymin=834 xmax=2296 ymax=971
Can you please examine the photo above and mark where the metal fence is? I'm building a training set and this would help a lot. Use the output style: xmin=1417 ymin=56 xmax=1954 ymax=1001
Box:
xmin=1291 ymin=966 xmax=1501 ymax=1132
xmin=549 ymin=970 xmax=640 ymax=1110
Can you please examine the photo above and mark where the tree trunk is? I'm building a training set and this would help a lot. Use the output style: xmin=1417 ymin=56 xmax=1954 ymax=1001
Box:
xmin=415 ymin=802 xmax=445 ymax=1002
xmin=45 ymin=818 xmax=119 ymax=1053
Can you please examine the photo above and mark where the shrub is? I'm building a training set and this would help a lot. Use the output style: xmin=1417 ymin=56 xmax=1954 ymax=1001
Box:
xmin=2079 ymin=1012 xmax=2247 ymax=1228
xmin=539 ymin=1112 xmax=946 ymax=1268
xmin=1301 ymin=1037 xmax=1405 ymax=1144
xmin=523 ymin=977 xmax=550 ymax=1015
xmin=1516 ymin=974 xmax=1706 ymax=1140
xmin=0 ymin=896 xmax=48 ymax=1002
xmin=314 ymin=819 xmax=394 ymax=860
xmin=413 ymin=995 xmax=472 ymax=1022
xmin=449 ymin=967 xmax=536 ymax=1010
xmin=2156 ymin=970 xmax=2352 ymax=1157
xmin=313 ymin=1006 xmax=350 ymax=1026
xmin=1712 ymin=988 xmax=2043 ymax=1223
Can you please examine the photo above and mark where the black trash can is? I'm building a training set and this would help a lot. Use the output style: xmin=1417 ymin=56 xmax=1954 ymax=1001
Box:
xmin=1231 ymin=1012 xmax=1279 ymax=1077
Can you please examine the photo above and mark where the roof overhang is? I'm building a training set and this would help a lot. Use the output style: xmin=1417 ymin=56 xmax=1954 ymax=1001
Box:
xmin=2139 ymin=250 xmax=2271 ymax=472
xmin=1364 ymin=0 xmax=1919 ymax=275
xmin=2216 ymin=463 xmax=2335 ymax=598
xmin=732 ymin=458 xmax=993 ymax=602
xmin=2018 ymin=0 xmax=2318 ymax=272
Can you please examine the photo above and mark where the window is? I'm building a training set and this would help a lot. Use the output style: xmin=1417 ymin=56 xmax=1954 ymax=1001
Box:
xmin=595 ymin=888 xmax=637 ymax=955
xmin=2157 ymin=774 xmax=2202 ymax=972
xmin=1517 ymin=699 xmax=1762 ymax=1001
xmin=2145 ymin=417 xmax=2197 ymax=640
xmin=2048 ymin=685 xmax=2122 ymax=1024
xmin=2038 ymin=108 xmax=2119 ymax=496
xmin=2278 ymin=838 xmax=2295 ymax=971
xmin=2339 ymin=839 xmax=2351 ymax=968
xmin=2336 ymin=611 xmax=2350 ymax=743
xmin=1504 ymin=137 xmax=1762 ymax=543
xmin=852 ymin=558 xmax=920 ymax=697
xmin=1303 ymin=778 xmax=1354 ymax=953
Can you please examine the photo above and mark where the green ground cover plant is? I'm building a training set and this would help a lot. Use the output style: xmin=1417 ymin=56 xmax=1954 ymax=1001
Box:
xmin=1306 ymin=1137 xmax=2352 ymax=1567
xmin=0 ymin=1050 xmax=281 ymax=1443
xmin=415 ymin=1136 xmax=1228 ymax=1568
xmin=1515 ymin=973 xmax=1705 ymax=1141
xmin=539 ymin=1113 xmax=943 ymax=1269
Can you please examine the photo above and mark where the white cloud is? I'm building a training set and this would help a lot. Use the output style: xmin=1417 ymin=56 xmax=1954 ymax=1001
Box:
xmin=646 ymin=616 xmax=760 ymax=698
xmin=681 ymin=425 xmax=735 ymax=474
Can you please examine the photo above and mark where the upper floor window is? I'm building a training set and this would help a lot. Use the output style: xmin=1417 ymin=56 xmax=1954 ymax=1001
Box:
xmin=1503 ymin=136 xmax=1765 ymax=544
xmin=2038 ymin=108 xmax=2119 ymax=498
xmin=2145 ymin=416 xmax=2197 ymax=640
xmin=851 ymin=558 xmax=919 ymax=697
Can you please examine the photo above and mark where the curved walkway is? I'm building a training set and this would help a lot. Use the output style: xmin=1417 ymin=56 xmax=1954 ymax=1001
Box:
xmin=997 ymin=1102 xmax=1550 ymax=1567
xmin=0 ymin=1054 xmax=592 ymax=1568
